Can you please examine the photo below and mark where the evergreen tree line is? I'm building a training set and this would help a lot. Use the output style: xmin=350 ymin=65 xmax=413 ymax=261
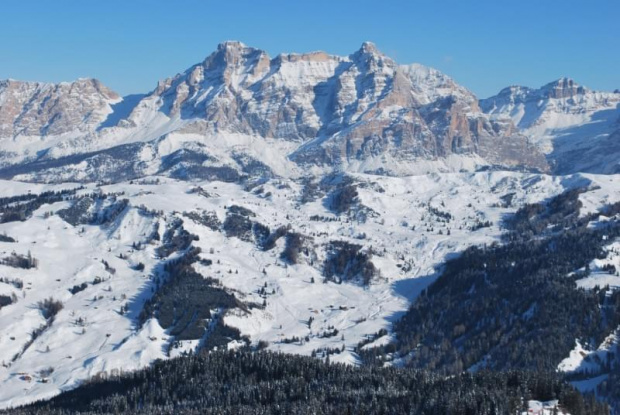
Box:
xmin=4 ymin=350 xmax=608 ymax=415
xmin=57 ymin=193 xmax=128 ymax=227
xmin=0 ymin=187 xmax=83 ymax=223
xmin=360 ymin=190 xmax=620 ymax=404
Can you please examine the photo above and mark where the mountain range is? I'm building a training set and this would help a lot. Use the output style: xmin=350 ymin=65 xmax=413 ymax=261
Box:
xmin=0 ymin=42 xmax=619 ymax=413
xmin=2 ymin=41 xmax=611 ymax=183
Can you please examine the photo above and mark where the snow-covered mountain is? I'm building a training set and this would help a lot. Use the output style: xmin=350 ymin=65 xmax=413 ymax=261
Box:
xmin=1 ymin=41 xmax=620 ymax=412
xmin=0 ymin=78 xmax=122 ymax=174
xmin=0 ymin=78 xmax=120 ymax=140
xmin=481 ymin=78 xmax=620 ymax=174
xmin=0 ymin=42 xmax=548 ymax=182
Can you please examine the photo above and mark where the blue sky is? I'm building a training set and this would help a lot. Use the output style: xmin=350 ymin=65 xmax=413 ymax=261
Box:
xmin=1 ymin=0 xmax=618 ymax=98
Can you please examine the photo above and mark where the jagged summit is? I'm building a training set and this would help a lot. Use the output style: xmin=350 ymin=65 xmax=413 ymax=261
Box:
xmin=491 ymin=78 xmax=586 ymax=101
xmin=481 ymin=76 xmax=620 ymax=174
xmin=539 ymin=77 xmax=587 ymax=99
xmin=355 ymin=41 xmax=385 ymax=58
xmin=217 ymin=40 xmax=249 ymax=49
xmin=4 ymin=41 xmax=603 ymax=182
xmin=360 ymin=41 xmax=379 ymax=53
xmin=206 ymin=40 xmax=265 ymax=65
xmin=0 ymin=78 xmax=120 ymax=139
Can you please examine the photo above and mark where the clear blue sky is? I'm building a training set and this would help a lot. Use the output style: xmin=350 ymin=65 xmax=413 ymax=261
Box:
xmin=1 ymin=0 xmax=618 ymax=98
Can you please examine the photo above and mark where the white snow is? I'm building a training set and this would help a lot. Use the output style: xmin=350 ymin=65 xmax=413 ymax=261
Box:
xmin=522 ymin=400 xmax=568 ymax=415
xmin=0 ymin=171 xmax=618 ymax=408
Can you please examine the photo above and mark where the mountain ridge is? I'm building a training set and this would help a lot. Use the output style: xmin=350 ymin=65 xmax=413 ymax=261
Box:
xmin=0 ymin=41 xmax=550 ymax=182
xmin=481 ymin=77 xmax=620 ymax=174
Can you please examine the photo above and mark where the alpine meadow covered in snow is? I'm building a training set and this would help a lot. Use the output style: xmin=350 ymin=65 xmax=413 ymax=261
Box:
xmin=0 ymin=2 xmax=619 ymax=413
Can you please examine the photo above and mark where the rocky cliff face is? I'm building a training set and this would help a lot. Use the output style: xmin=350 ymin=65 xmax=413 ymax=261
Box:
xmin=0 ymin=78 xmax=120 ymax=139
xmin=481 ymin=78 xmax=620 ymax=132
xmin=122 ymin=41 xmax=547 ymax=172
xmin=481 ymin=78 xmax=620 ymax=174
xmin=0 ymin=41 xmax=550 ymax=182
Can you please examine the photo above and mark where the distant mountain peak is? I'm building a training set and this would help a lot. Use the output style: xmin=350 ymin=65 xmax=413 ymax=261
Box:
xmin=539 ymin=77 xmax=587 ymax=98
xmin=352 ymin=41 xmax=390 ymax=63
xmin=217 ymin=40 xmax=248 ymax=50
xmin=481 ymin=75 xmax=620 ymax=174
xmin=0 ymin=77 xmax=120 ymax=139
xmin=359 ymin=41 xmax=380 ymax=54
xmin=204 ymin=40 xmax=265 ymax=67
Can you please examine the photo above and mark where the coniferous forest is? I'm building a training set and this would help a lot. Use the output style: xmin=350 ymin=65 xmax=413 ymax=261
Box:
xmin=360 ymin=190 xmax=620 ymax=410
xmin=3 ymin=350 xmax=608 ymax=415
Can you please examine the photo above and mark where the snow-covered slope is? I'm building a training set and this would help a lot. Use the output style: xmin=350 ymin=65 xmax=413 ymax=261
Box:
xmin=1 ymin=171 xmax=619 ymax=408
xmin=481 ymin=78 xmax=620 ymax=174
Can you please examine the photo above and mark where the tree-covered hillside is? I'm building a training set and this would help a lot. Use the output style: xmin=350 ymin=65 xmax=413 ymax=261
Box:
xmin=4 ymin=350 xmax=607 ymax=415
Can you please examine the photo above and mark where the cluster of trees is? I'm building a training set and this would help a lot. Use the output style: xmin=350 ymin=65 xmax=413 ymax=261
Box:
xmin=318 ymin=327 xmax=339 ymax=339
xmin=222 ymin=205 xmax=288 ymax=252
xmin=355 ymin=328 xmax=388 ymax=351
xmin=280 ymin=232 xmax=305 ymax=264
xmin=309 ymin=214 xmax=340 ymax=222
xmin=299 ymin=178 xmax=323 ymax=204
xmin=68 ymin=282 xmax=88 ymax=295
xmin=163 ymin=150 xmax=241 ymax=182
xmin=227 ymin=205 xmax=256 ymax=218
xmin=326 ymin=183 xmax=359 ymax=214
xmin=91 ymin=198 xmax=129 ymax=226
xmin=183 ymin=210 xmax=221 ymax=231
xmin=155 ymin=218 xmax=198 ymax=258
xmin=311 ymin=345 xmax=345 ymax=357
xmin=0 ymin=276 xmax=23 ymax=288
xmin=222 ymin=209 xmax=254 ymax=242
xmin=0 ymin=232 xmax=16 ymax=242
xmin=361 ymin=190 xmax=620 ymax=410
xmin=0 ymin=251 xmax=38 ymax=269
xmin=0 ymin=187 xmax=83 ymax=223
xmin=427 ymin=205 xmax=453 ymax=222
xmin=37 ymin=297 xmax=64 ymax=321
xmin=140 ymin=247 xmax=245 ymax=345
xmin=56 ymin=192 xmax=127 ymax=227
xmin=5 ymin=350 xmax=607 ymax=414
xmin=504 ymin=188 xmax=585 ymax=241
xmin=323 ymin=241 xmax=379 ymax=285
xmin=253 ymin=223 xmax=288 ymax=252
xmin=0 ymin=293 xmax=17 ymax=309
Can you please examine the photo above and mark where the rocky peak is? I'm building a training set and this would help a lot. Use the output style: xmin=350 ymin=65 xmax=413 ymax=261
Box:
xmin=0 ymin=78 xmax=119 ymax=139
xmin=351 ymin=41 xmax=392 ymax=67
xmin=482 ymin=78 xmax=620 ymax=121
xmin=205 ymin=41 xmax=262 ymax=68
xmin=540 ymin=77 xmax=586 ymax=99
xmin=358 ymin=41 xmax=380 ymax=55
xmin=495 ymin=85 xmax=532 ymax=99
xmin=200 ymin=41 xmax=269 ymax=85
